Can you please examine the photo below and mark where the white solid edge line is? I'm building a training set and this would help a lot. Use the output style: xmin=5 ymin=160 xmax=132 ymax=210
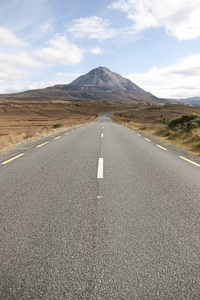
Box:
xmin=179 ymin=156 xmax=200 ymax=167
xmin=157 ymin=145 xmax=167 ymax=150
xmin=1 ymin=153 xmax=25 ymax=165
xmin=97 ymin=158 xmax=104 ymax=178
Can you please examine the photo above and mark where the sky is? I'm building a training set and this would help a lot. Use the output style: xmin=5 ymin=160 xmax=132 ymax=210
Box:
xmin=0 ymin=0 xmax=200 ymax=99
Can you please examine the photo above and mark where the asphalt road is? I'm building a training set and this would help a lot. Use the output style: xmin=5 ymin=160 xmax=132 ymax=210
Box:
xmin=0 ymin=114 xmax=200 ymax=299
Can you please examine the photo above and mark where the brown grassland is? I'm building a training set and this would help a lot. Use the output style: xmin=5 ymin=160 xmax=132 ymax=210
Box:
xmin=111 ymin=104 xmax=200 ymax=156
xmin=0 ymin=99 xmax=133 ymax=152
xmin=1 ymin=100 xmax=200 ymax=157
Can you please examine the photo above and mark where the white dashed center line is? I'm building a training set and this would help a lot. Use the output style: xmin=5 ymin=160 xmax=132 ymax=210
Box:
xmin=101 ymin=133 xmax=104 ymax=137
xmin=144 ymin=138 xmax=151 ymax=142
xmin=97 ymin=158 xmax=104 ymax=179
xmin=54 ymin=136 xmax=61 ymax=140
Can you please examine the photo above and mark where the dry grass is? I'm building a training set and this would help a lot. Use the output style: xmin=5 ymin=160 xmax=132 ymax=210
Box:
xmin=2 ymin=100 xmax=200 ymax=155
xmin=0 ymin=100 xmax=133 ymax=152
xmin=0 ymin=127 xmax=53 ymax=151
xmin=111 ymin=105 xmax=200 ymax=156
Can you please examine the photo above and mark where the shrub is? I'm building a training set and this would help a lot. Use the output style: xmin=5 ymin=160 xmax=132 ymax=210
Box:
xmin=194 ymin=141 xmax=200 ymax=149
xmin=165 ymin=130 xmax=174 ymax=137
xmin=168 ymin=114 xmax=198 ymax=129
xmin=42 ymin=126 xmax=49 ymax=130
xmin=157 ymin=117 xmax=169 ymax=124
xmin=53 ymin=123 xmax=63 ymax=128
xmin=187 ymin=121 xmax=199 ymax=132
xmin=155 ymin=128 xmax=167 ymax=136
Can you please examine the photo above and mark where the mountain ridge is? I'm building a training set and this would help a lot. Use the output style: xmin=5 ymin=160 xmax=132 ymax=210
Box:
xmin=168 ymin=97 xmax=200 ymax=106
xmin=0 ymin=67 xmax=161 ymax=103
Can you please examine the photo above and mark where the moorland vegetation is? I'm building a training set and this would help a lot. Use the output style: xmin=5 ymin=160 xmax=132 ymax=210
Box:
xmin=111 ymin=105 xmax=200 ymax=155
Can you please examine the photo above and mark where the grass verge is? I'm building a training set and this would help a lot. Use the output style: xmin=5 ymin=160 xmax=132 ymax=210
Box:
xmin=0 ymin=101 xmax=134 ymax=152
xmin=111 ymin=110 xmax=200 ymax=156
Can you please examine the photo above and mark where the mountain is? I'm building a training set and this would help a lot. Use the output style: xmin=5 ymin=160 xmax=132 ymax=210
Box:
xmin=0 ymin=67 xmax=160 ymax=103
xmin=172 ymin=97 xmax=200 ymax=106
xmin=67 ymin=67 xmax=159 ymax=103
xmin=69 ymin=67 xmax=145 ymax=92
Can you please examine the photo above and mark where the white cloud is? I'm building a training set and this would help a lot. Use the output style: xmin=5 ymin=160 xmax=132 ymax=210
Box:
xmin=55 ymin=72 xmax=82 ymax=77
xmin=68 ymin=16 xmax=118 ymax=40
xmin=125 ymin=53 xmax=200 ymax=98
xmin=90 ymin=47 xmax=104 ymax=55
xmin=0 ymin=52 xmax=41 ymax=68
xmin=0 ymin=81 xmax=57 ymax=94
xmin=24 ymin=81 xmax=58 ymax=91
xmin=0 ymin=51 xmax=41 ymax=92
xmin=39 ymin=23 xmax=53 ymax=34
xmin=109 ymin=0 xmax=200 ymax=40
xmin=0 ymin=67 xmax=27 ymax=82
xmin=35 ymin=35 xmax=83 ymax=65
xmin=0 ymin=27 xmax=29 ymax=47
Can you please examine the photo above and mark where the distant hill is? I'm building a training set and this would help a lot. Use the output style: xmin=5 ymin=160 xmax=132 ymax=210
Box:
xmin=176 ymin=97 xmax=200 ymax=105
xmin=0 ymin=67 xmax=161 ymax=103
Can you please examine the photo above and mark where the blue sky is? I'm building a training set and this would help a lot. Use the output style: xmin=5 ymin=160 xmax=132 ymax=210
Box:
xmin=0 ymin=0 xmax=200 ymax=98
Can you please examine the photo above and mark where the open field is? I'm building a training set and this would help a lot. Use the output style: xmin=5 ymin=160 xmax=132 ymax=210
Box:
xmin=111 ymin=105 xmax=200 ymax=156
xmin=1 ymin=100 xmax=200 ymax=156
xmin=0 ymin=100 xmax=133 ymax=151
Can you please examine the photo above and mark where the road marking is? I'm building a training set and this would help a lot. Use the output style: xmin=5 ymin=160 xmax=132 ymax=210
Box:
xmin=144 ymin=138 xmax=151 ymax=142
xmin=71 ymin=130 xmax=75 ymax=133
xmin=54 ymin=136 xmax=61 ymax=140
xmin=102 ymin=126 xmax=104 ymax=129
xmin=137 ymin=133 xmax=141 ymax=136
xmin=97 ymin=158 xmax=104 ymax=179
xmin=97 ymin=196 xmax=103 ymax=199
xmin=157 ymin=145 xmax=167 ymax=150
xmin=37 ymin=141 xmax=49 ymax=148
xmin=65 ymin=132 xmax=69 ymax=135
xmin=132 ymin=130 xmax=135 ymax=133
xmin=101 ymin=133 xmax=104 ymax=137
xmin=179 ymin=156 xmax=200 ymax=167
xmin=1 ymin=153 xmax=24 ymax=165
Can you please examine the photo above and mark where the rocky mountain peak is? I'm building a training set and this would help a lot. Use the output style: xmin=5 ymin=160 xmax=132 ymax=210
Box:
xmin=67 ymin=66 xmax=158 ymax=101
xmin=69 ymin=67 xmax=138 ymax=92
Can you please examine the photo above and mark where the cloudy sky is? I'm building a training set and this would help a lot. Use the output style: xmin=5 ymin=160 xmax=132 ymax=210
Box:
xmin=0 ymin=0 xmax=200 ymax=98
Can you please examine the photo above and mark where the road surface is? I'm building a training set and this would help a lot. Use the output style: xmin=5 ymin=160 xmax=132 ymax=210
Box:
xmin=1 ymin=114 xmax=200 ymax=299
